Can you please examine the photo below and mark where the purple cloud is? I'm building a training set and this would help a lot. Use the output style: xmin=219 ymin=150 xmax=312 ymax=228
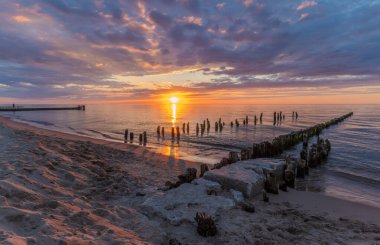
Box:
xmin=0 ymin=0 xmax=379 ymax=101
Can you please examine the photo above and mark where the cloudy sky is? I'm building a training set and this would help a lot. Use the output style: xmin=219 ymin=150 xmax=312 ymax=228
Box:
xmin=0 ymin=0 xmax=379 ymax=104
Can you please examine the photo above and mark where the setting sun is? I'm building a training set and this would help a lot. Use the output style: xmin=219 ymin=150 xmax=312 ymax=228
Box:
xmin=169 ymin=96 xmax=179 ymax=104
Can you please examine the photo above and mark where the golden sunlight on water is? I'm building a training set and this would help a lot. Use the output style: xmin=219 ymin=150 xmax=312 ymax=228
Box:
xmin=171 ymin=103 xmax=176 ymax=127
xmin=170 ymin=96 xmax=179 ymax=127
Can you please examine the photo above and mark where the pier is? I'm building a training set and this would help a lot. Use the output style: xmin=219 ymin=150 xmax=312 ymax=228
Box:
xmin=0 ymin=105 xmax=86 ymax=112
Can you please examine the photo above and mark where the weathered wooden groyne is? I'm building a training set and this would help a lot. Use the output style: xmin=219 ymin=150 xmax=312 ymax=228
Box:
xmin=0 ymin=105 xmax=86 ymax=111
xmin=240 ymin=112 xmax=353 ymax=161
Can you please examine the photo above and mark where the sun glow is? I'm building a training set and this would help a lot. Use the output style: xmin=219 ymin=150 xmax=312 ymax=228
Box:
xmin=170 ymin=96 xmax=179 ymax=103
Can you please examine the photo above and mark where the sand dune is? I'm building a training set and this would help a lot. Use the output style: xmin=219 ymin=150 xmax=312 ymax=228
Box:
xmin=0 ymin=116 xmax=379 ymax=244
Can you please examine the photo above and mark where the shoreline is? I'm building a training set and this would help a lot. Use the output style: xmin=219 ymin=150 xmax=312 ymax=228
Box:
xmin=0 ymin=115 xmax=379 ymax=244
xmin=0 ymin=115 xmax=202 ymax=174
xmin=2 ymin=115 xmax=380 ymax=218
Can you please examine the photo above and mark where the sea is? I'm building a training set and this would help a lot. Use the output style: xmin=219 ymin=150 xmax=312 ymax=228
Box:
xmin=1 ymin=103 xmax=379 ymax=208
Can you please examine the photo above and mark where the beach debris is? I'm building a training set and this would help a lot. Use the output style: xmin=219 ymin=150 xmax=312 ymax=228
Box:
xmin=241 ymin=201 xmax=255 ymax=213
xmin=194 ymin=212 xmax=217 ymax=237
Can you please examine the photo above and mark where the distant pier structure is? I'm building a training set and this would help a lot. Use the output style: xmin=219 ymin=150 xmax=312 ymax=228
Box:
xmin=0 ymin=104 xmax=86 ymax=112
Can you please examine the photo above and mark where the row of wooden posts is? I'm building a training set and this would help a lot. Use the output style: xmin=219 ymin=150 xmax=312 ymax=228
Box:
xmin=164 ymin=112 xmax=353 ymax=195
xmin=273 ymin=111 xmax=299 ymax=125
xmin=123 ymin=111 xmax=302 ymax=145
xmin=202 ymin=112 xmax=353 ymax=177
xmin=124 ymin=130 xmax=147 ymax=146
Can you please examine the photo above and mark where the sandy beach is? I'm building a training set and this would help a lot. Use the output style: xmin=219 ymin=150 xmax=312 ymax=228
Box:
xmin=0 ymin=116 xmax=379 ymax=245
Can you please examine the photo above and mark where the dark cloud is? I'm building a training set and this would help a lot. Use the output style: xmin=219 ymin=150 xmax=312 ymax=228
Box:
xmin=149 ymin=10 xmax=173 ymax=29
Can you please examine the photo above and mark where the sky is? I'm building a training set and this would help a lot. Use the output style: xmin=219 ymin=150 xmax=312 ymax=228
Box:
xmin=0 ymin=0 xmax=379 ymax=104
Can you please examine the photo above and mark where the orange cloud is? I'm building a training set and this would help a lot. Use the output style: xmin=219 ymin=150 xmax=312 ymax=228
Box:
xmin=297 ymin=1 xmax=318 ymax=11
xmin=12 ymin=15 xmax=31 ymax=23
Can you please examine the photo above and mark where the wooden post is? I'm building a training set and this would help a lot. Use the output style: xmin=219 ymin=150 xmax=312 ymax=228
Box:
xmin=207 ymin=119 xmax=210 ymax=132
xmin=143 ymin=131 xmax=147 ymax=146
xmin=246 ymin=115 xmax=248 ymax=125
xmin=196 ymin=123 xmax=199 ymax=136
xmin=273 ymin=112 xmax=276 ymax=125
xmin=297 ymin=159 xmax=306 ymax=178
xmin=157 ymin=126 xmax=160 ymax=137
xmin=228 ymin=152 xmax=239 ymax=163
xmin=130 ymin=132 xmax=134 ymax=143
xmin=215 ymin=122 xmax=218 ymax=132
xmin=124 ymin=129 xmax=128 ymax=143
xmin=187 ymin=122 xmax=190 ymax=134
xmin=171 ymin=127 xmax=175 ymax=141
xmin=200 ymin=164 xmax=209 ymax=177
xmin=139 ymin=134 xmax=143 ymax=145
xmin=176 ymin=126 xmax=180 ymax=142
xmin=260 ymin=113 xmax=263 ymax=124
xmin=284 ymin=168 xmax=295 ymax=188
xmin=254 ymin=115 xmax=257 ymax=125
xmin=265 ymin=171 xmax=278 ymax=194
xmin=161 ymin=127 xmax=165 ymax=138
xmin=182 ymin=123 xmax=185 ymax=134
xmin=230 ymin=121 xmax=233 ymax=127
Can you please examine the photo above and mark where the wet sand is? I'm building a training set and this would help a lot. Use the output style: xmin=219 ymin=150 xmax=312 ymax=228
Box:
xmin=0 ymin=116 xmax=379 ymax=244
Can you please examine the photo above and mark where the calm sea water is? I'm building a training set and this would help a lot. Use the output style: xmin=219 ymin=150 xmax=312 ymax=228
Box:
xmin=1 ymin=104 xmax=379 ymax=208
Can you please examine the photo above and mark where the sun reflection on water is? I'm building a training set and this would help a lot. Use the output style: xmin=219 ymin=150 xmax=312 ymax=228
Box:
xmin=172 ymin=103 xmax=176 ymax=127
